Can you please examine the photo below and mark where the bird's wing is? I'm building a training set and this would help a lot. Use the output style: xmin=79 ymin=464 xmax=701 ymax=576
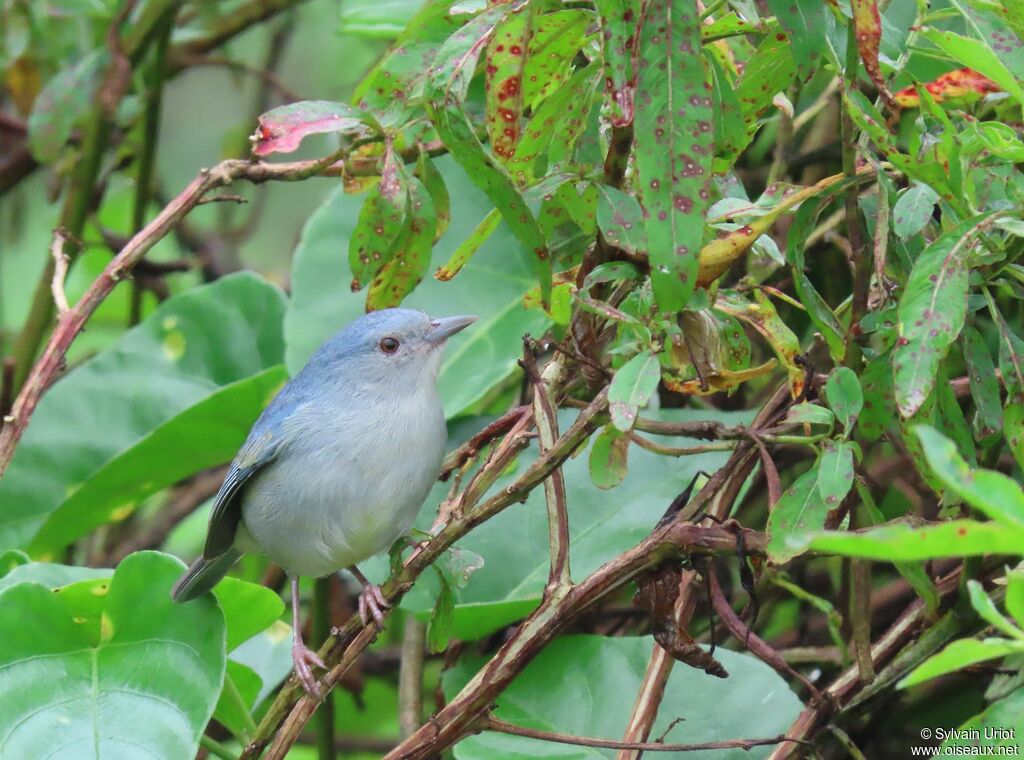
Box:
xmin=202 ymin=385 xmax=307 ymax=558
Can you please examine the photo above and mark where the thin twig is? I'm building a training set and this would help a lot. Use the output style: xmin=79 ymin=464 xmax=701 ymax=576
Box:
xmin=49 ymin=230 xmax=71 ymax=318
xmin=522 ymin=345 xmax=572 ymax=591
xmin=483 ymin=717 xmax=806 ymax=753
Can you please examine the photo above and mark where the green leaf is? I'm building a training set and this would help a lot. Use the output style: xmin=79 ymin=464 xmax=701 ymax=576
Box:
xmin=485 ymin=4 xmax=533 ymax=160
xmin=608 ymin=352 xmax=661 ymax=431
xmin=426 ymin=2 xmax=552 ymax=303
xmin=213 ymin=576 xmax=286 ymax=652
xmin=589 ymin=425 xmax=630 ymax=489
xmin=0 ymin=552 xmax=225 ymax=758
xmin=428 ymin=565 xmax=456 ymax=653
xmin=943 ymin=686 xmax=1024 ymax=752
xmin=1009 ymin=574 xmax=1024 ymax=631
xmin=596 ymin=184 xmax=647 ymax=258
xmin=0 ymin=560 xmax=109 ymax=594
xmin=960 ymin=2 xmax=1024 ymax=83
xmin=767 ymin=465 xmax=825 ymax=563
xmin=353 ymin=0 xmax=464 ymax=114
xmin=339 ymin=0 xmax=426 ymax=38
xmin=418 ymin=152 xmax=451 ymax=241
xmin=508 ymin=63 xmax=601 ymax=187
xmin=893 ymin=216 xmax=991 ymax=418
xmin=29 ymin=368 xmax=286 ymax=557
xmin=521 ymin=10 xmax=592 ymax=109
xmin=998 ymin=321 xmax=1024 ymax=469
xmin=595 ymin=0 xmax=640 ymax=125
xmin=435 ymin=208 xmax=502 ymax=280
xmin=922 ymin=28 xmax=1024 ymax=108
xmin=808 ymin=519 xmax=1024 ymax=561
xmin=962 ymin=325 xmax=1003 ymax=439
xmin=899 ymin=638 xmax=1024 ymax=689
xmin=783 ymin=402 xmax=835 ymax=429
xmin=286 ymin=157 xmax=550 ymax=418
xmin=27 ymin=48 xmax=105 ymax=162
xmin=892 ymin=183 xmax=939 ymax=240
xmin=349 ymin=147 xmax=408 ymax=290
xmin=915 ymin=426 xmax=1024 ymax=526
xmin=817 ymin=441 xmax=855 ymax=509
xmin=367 ymin=174 xmax=437 ymax=309
xmin=0 ymin=274 xmax=286 ymax=554
xmin=635 ymin=0 xmax=713 ymax=312
xmin=764 ymin=0 xmax=825 ymax=81
xmin=860 ymin=354 xmax=896 ymax=441
xmin=825 ymin=367 xmax=863 ymax=434
xmin=444 ymin=636 xmax=803 ymax=758
xmin=968 ymin=580 xmax=1024 ymax=640
xmin=735 ymin=29 xmax=797 ymax=123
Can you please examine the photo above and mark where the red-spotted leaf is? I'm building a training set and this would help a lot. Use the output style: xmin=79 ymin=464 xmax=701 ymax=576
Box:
xmin=425 ymin=1 xmax=552 ymax=304
xmin=735 ymin=31 xmax=797 ymax=123
xmin=486 ymin=4 xmax=533 ymax=160
xmin=348 ymin=148 xmax=408 ymax=290
xmin=892 ymin=215 xmax=996 ymax=418
xmin=367 ymin=174 xmax=436 ymax=309
xmin=251 ymin=101 xmax=373 ymax=156
xmin=764 ymin=0 xmax=825 ymax=81
xmin=921 ymin=29 xmax=1024 ymax=107
xmin=596 ymin=184 xmax=646 ymax=257
xmin=817 ymin=441 xmax=855 ymax=510
xmin=635 ymin=0 xmax=713 ymax=312
xmin=353 ymin=0 xmax=464 ymax=114
xmin=894 ymin=68 xmax=1001 ymax=108
xmin=595 ymin=0 xmax=640 ymax=126
xmin=434 ymin=208 xmax=502 ymax=281
xmin=508 ymin=63 xmax=601 ymax=186
xmin=850 ymin=0 xmax=896 ymax=111
xmin=522 ymin=9 xmax=592 ymax=109
xmin=767 ymin=465 xmax=824 ymax=563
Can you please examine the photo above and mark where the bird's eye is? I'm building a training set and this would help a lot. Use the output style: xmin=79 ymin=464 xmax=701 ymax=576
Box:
xmin=379 ymin=337 xmax=400 ymax=354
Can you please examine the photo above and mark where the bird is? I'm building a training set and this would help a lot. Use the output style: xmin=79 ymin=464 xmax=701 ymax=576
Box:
xmin=170 ymin=308 xmax=476 ymax=696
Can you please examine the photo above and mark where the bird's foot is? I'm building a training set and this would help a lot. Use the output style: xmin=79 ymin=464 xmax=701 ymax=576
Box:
xmin=291 ymin=642 xmax=326 ymax=699
xmin=357 ymin=583 xmax=390 ymax=629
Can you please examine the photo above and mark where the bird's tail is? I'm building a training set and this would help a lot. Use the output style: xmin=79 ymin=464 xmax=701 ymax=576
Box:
xmin=171 ymin=549 xmax=242 ymax=602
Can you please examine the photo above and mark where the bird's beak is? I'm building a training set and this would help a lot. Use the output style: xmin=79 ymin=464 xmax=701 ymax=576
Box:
xmin=426 ymin=315 xmax=477 ymax=344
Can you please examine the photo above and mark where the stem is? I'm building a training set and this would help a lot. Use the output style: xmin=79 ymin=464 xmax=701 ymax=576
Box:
xmin=398 ymin=616 xmax=426 ymax=739
xmin=841 ymin=22 xmax=869 ymax=363
xmin=200 ymin=735 xmax=237 ymax=760
xmin=223 ymin=672 xmax=260 ymax=739
xmin=484 ymin=717 xmax=803 ymax=753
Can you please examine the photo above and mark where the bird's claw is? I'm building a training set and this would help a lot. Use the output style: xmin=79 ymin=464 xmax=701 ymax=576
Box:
xmin=292 ymin=642 xmax=326 ymax=699
xmin=357 ymin=583 xmax=390 ymax=630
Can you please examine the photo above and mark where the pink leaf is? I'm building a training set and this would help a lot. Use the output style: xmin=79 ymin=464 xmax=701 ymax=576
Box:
xmin=251 ymin=100 xmax=373 ymax=157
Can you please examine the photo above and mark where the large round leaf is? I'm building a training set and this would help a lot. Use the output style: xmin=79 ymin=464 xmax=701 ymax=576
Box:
xmin=0 ymin=273 xmax=286 ymax=554
xmin=0 ymin=551 xmax=225 ymax=758
xmin=285 ymin=156 xmax=550 ymax=418
xmin=444 ymin=635 xmax=803 ymax=760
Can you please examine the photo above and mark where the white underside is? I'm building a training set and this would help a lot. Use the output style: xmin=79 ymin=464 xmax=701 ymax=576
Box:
xmin=236 ymin=387 xmax=445 ymax=578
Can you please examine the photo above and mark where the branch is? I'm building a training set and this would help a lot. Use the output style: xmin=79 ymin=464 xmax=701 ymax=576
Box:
xmin=0 ymin=146 xmax=372 ymax=477
xmin=522 ymin=345 xmax=571 ymax=591
xmin=49 ymin=231 xmax=71 ymax=318
xmin=482 ymin=717 xmax=806 ymax=753
xmin=398 ymin=617 xmax=426 ymax=739
xmin=167 ymin=0 xmax=310 ymax=66
xmin=242 ymin=389 xmax=608 ymax=759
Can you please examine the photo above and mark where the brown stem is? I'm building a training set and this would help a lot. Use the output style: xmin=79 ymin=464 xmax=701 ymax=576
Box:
xmin=484 ymin=717 xmax=805 ymax=753
xmin=398 ymin=617 xmax=426 ymax=739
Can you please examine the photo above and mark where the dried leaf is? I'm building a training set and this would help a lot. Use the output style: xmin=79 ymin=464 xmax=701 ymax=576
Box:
xmin=251 ymin=100 xmax=373 ymax=156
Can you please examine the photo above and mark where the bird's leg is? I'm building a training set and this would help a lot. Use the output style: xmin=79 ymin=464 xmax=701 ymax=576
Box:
xmin=348 ymin=565 xmax=390 ymax=629
xmin=289 ymin=576 xmax=326 ymax=699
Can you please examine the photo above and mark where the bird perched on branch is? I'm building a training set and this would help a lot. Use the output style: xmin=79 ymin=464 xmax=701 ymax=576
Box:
xmin=171 ymin=308 xmax=476 ymax=697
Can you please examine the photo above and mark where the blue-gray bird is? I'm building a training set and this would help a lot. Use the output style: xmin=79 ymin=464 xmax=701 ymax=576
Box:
xmin=171 ymin=308 xmax=475 ymax=696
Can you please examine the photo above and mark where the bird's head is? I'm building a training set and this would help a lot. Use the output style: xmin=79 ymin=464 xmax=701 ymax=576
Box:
xmin=317 ymin=308 xmax=476 ymax=389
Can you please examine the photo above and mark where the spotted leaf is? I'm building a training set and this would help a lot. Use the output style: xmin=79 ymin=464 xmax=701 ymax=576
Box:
xmin=850 ymin=0 xmax=896 ymax=111
xmin=367 ymin=174 xmax=437 ymax=309
xmin=892 ymin=215 xmax=996 ymax=418
xmin=596 ymin=184 xmax=646 ymax=257
xmin=635 ymin=0 xmax=713 ymax=312
xmin=595 ymin=0 xmax=640 ymax=125
xmin=348 ymin=147 xmax=408 ymax=290
xmin=486 ymin=4 xmax=533 ymax=160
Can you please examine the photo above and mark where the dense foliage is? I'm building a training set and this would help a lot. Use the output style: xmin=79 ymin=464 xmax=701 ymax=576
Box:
xmin=2 ymin=0 xmax=1024 ymax=757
